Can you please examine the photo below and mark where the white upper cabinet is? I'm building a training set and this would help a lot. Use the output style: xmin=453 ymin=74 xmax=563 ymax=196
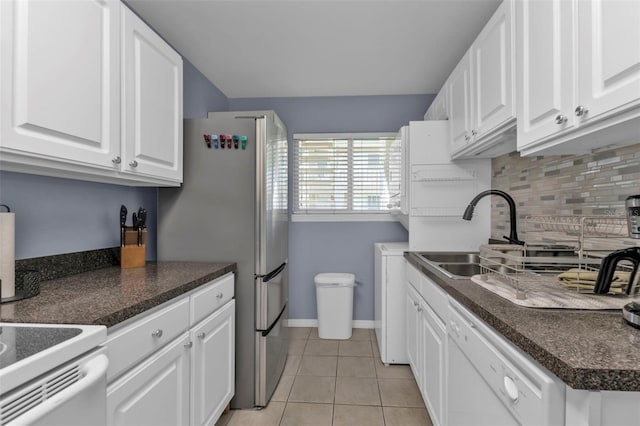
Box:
xmin=577 ymin=0 xmax=640 ymax=123
xmin=517 ymin=0 xmax=640 ymax=155
xmin=516 ymin=0 xmax=576 ymax=149
xmin=448 ymin=0 xmax=516 ymax=159
xmin=0 ymin=0 xmax=120 ymax=169
xmin=121 ymin=6 xmax=183 ymax=184
xmin=447 ymin=52 xmax=473 ymax=155
xmin=0 ymin=0 xmax=183 ymax=186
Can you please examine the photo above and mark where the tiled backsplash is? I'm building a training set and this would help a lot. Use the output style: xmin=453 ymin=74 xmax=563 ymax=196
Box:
xmin=490 ymin=142 xmax=640 ymax=241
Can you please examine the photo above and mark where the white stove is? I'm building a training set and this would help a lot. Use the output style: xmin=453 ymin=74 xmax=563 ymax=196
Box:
xmin=0 ymin=323 xmax=107 ymax=425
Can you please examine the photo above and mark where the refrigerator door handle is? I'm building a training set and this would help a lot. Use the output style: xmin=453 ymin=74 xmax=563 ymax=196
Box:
xmin=258 ymin=304 xmax=287 ymax=336
xmin=258 ymin=261 xmax=287 ymax=283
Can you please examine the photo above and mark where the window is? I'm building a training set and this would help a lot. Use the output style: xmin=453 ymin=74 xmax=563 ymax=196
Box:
xmin=293 ymin=133 xmax=399 ymax=220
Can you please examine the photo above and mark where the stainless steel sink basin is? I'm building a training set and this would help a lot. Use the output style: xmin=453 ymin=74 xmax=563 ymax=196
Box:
xmin=437 ymin=263 xmax=483 ymax=277
xmin=416 ymin=252 xmax=484 ymax=279
xmin=418 ymin=252 xmax=481 ymax=264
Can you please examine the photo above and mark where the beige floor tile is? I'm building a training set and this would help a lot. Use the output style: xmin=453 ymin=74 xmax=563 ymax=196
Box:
xmin=288 ymin=327 xmax=311 ymax=339
xmin=271 ymin=375 xmax=295 ymax=402
xmin=383 ymin=407 xmax=433 ymax=426
xmin=371 ymin=337 xmax=381 ymax=357
xmin=283 ymin=355 xmax=301 ymax=376
xmin=297 ymin=355 xmax=338 ymax=376
xmin=349 ymin=328 xmax=372 ymax=340
xmin=288 ymin=376 xmax=336 ymax=403
xmin=279 ymin=402 xmax=333 ymax=426
xmin=338 ymin=340 xmax=373 ymax=357
xmin=334 ymin=377 xmax=381 ymax=406
xmin=308 ymin=327 xmax=321 ymax=339
xmin=226 ymin=402 xmax=285 ymax=426
xmin=337 ymin=356 xmax=376 ymax=378
xmin=378 ymin=378 xmax=425 ymax=407
xmin=304 ymin=339 xmax=339 ymax=356
xmin=374 ymin=358 xmax=413 ymax=379
xmin=288 ymin=339 xmax=306 ymax=355
xmin=333 ymin=404 xmax=384 ymax=426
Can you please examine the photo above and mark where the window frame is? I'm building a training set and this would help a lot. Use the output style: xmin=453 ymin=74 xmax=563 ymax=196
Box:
xmin=292 ymin=132 xmax=398 ymax=223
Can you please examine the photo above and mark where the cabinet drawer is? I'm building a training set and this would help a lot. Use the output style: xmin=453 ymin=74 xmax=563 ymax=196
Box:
xmin=191 ymin=273 xmax=234 ymax=326
xmin=420 ymin=275 xmax=448 ymax=322
xmin=406 ymin=262 xmax=422 ymax=291
xmin=106 ymin=298 xmax=189 ymax=381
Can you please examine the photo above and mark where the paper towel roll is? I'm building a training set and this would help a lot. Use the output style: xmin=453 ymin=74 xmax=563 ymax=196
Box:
xmin=0 ymin=212 xmax=15 ymax=299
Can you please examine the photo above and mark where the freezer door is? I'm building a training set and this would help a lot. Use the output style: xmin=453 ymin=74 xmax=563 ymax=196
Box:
xmin=255 ymin=304 xmax=288 ymax=407
xmin=256 ymin=262 xmax=287 ymax=331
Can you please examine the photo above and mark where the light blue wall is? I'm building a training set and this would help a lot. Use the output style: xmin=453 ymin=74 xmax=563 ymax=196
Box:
xmin=0 ymin=58 xmax=229 ymax=260
xmin=229 ymin=94 xmax=434 ymax=321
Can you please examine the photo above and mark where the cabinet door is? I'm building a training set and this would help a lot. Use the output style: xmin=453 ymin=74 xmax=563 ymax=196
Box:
xmin=472 ymin=0 xmax=514 ymax=138
xmin=121 ymin=5 xmax=183 ymax=183
xmin=516 ymin=0 xmax=575 ymax=149
xmin=0 ymin=0 xmax=120 ymax=168
xmin=107 ymin=334 xmax=190 ymax=426
xmin=421 ymin=303 xmax=446 ymax=426
xmin=577 ymin=0 xmax=640 ymax=122
xmin=191 ymin=301 xmax=235 ymax=426
xmin=405 ymin=283 xmax=422 ymax=385
xmin=448 ymin=52 xmax=473 ymax=153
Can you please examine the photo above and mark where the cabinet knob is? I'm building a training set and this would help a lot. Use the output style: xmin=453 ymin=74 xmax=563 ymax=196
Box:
xmin=417 ymin=306 xmax=423 ymax=312
xmin=471 ymin=129 xmax=477 ymax=136
xmin=184 ymin=341 xmax=193 ymax=349
xmin=129 ymin=160 xmax=138 ymax=168
xmin=112 ymin=156 xmax=121 ymax=164
xmin=151 ymin=329 xmax=163 ymax=338
xmin=574 ymin=105 xmax=589 ymax=117
xmin=503 ymin=376 xmax=519 ymax=402
xmin=555 ymin=114 xmax=568 ymax=124
xmin=197 ymin=332 xmax=206 ymax=339
xmin=464 ymin=134 xmax=471 ymax=142
xmin=216 ymin=292 xmax=224 ymax=299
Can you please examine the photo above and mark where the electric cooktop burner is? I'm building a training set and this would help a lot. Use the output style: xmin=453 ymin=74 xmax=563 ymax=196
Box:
xmin=0 ymin=326 xmax=82 ymax=369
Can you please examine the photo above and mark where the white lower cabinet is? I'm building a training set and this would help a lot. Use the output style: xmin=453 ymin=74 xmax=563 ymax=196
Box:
xmin=107 ymin=334 xmax=191 ymax=426
xmin=106 ymin=272 xmax=235 ymax=426
xmin=420 ymin=300 xmax=445 ymax=425
xmin=405 ymin=263 xmax=447 ymax=426
xmin=190 ymin=301 xmax=235 ymax=426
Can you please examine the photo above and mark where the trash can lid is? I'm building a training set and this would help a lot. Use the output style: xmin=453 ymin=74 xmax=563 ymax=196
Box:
xmin=314 ymin=273 xmax=355 ymax=285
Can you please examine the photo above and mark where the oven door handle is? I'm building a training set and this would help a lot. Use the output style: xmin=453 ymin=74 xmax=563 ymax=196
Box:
xmin=12 ymin=354 xmax=109 ymax=425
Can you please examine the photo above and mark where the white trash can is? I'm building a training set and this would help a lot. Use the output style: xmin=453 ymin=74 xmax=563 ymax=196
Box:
xmin=315 ymin=273 xmax=356 ymax=339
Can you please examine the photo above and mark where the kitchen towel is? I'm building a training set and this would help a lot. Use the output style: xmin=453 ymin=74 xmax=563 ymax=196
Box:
xmin=0 ymin=211 xmax=15 ymax=299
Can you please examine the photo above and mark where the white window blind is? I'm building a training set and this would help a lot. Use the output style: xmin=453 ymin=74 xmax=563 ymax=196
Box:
xmin=293 ymin=133 xmax=399 ymax=214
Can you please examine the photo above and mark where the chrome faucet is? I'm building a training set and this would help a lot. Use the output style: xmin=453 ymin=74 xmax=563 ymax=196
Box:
xmin=462 ymin=190 xmax=525 ymax=245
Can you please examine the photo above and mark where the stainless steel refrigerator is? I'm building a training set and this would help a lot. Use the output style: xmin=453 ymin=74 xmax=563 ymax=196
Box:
xmin=158 ymin=111 xmax=289 ymax=408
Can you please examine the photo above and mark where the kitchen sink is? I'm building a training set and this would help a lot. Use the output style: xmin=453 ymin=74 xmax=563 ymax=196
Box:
xmin=418 ymin=252 xmax=481 ymax=264
xmin=437 ymin=263 xmax=483 ymax=277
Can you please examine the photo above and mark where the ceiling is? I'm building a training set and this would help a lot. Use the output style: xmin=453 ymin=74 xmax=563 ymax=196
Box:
xmin=126 ymin=0 xmax=501 ymax=99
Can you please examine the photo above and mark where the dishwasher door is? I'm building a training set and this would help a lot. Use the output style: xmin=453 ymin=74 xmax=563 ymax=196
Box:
xmin=1 ymin=347 xmax=108 ymax=426
xmin=446 ymin=300 xmax=565 ymax=425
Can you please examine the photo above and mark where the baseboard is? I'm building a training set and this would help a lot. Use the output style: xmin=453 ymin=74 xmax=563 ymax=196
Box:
xmin=286 ymin=319 xmax=375 ymax=329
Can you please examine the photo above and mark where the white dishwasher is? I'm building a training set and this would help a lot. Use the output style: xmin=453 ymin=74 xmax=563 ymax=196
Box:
xmin=374 ymin=242 xmax=408 ymax=364
xmin=446 ymin=300 xmax=565 ymax=425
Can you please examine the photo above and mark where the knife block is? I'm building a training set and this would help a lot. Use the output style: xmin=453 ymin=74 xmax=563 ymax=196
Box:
xmin=121 ymin=228 xmax=147 ymax=269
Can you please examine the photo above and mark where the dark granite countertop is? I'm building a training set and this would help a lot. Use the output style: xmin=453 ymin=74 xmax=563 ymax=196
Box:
xmin=405 ymin=252 xmax=640 ymax=392
xmin=0 ymin=262 xmax=236 ymax=328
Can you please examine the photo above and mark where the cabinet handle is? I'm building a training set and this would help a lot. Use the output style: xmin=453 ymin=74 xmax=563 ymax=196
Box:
xmin=555 ymin=114 xmax=568 ymax=124
xmin=184 ymin=341 xmax=193 ymax=349
xmin=129 ymin=160 xmax=138 ymax=168
xmin=151 ymin=329 xmax=163 ymax=338
xmin=197 ymin=332 xmax=206 ymax=339
xmin=112 ymin=156 xmax=121 ymax=164
xmin=574 ymin=105 xmax=589 ymax=117
xmin=216 ymin=292 xmax=224 ymax=299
